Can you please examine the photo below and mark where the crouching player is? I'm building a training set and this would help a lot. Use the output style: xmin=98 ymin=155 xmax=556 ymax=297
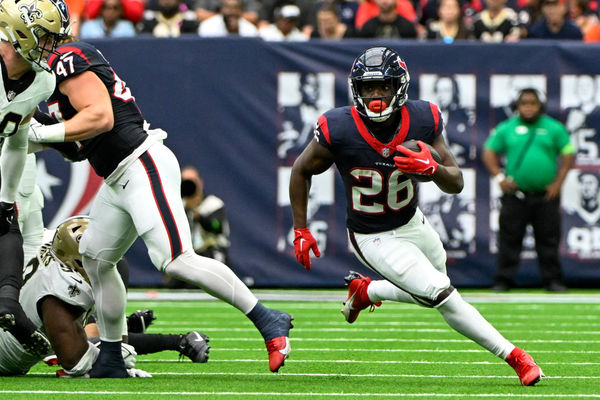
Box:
xmin=0 ymin=216 xmax=208 ymax=376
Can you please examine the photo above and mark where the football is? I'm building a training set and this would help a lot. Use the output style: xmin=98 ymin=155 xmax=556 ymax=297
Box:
xmin=395 ymin=139 xmax=442 ymax=182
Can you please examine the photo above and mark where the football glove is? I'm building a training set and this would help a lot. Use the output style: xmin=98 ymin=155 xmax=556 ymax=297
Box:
xmin=394 ymin=141 xmax=439 ymax=176
xmin=293 ymin=228 xmax=320 ymax=271
xmin=127 ymin=368 xmax=152 ymax=378
xmin=0 ymin=202 xmax=16 ymax=236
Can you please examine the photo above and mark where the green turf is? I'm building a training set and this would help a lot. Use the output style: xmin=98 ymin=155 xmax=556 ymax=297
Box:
xmin=1 ymin=290 xmax=599 ymax=399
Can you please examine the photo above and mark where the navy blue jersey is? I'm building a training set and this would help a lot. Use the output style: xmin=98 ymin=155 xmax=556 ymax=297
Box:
xmin=47 ymin=42 xmax=147 ymax=178
xmin=315 ymin=100 xmax=443 ymax=233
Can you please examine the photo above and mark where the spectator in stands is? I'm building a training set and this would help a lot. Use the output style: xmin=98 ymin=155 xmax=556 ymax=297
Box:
xmin=138 ymin=0 xmax=199 ymax=36
xmin=259 ymin=4 xmax=309 ymax=40
xmin=85 ymin=0 xmax=144 ymax=24
xmin=425 ymin=0 xmax=473 ymax=41
xmin=195 ymin=0 xmax=260 ymax=24
xmin=421 ymin=0 xmax=483 ymax=29
xmin=66 ymin=0 xmax=86 ymax=37
xmin=315 ymin=0 xmax=360 ymax=30
xmin=199 ymin=0 xmax=258 ymax=36
xmin=80 ymin=0 xmax=137 ymax=39
xmin=355 ymin=0 xmax=417 ymax=30
xmin=259 ymin=0 xmax=316 ymax=37
xmin=472 ymin=0 xmax=521 ymax=41
xmin=569 ymin=0 xmax=598 ymax=37
xmin=516 ymin=0 xmax=544 ymax=37
xmin=527 ymin=0 xmax=583 ymax=38
xmin=358 ymin=0 xmax=418 ymax=37
xmin=311 ymin=3 xmax=356 ymax=38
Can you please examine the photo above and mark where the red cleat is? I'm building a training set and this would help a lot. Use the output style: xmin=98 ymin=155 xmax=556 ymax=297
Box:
xmin=506 ymin=347 xmax=544 ymax=386
xmin=266 ymin=336 xmax=291 ymax=373
xmin=341 ymin=271 xmax=381 ymax=323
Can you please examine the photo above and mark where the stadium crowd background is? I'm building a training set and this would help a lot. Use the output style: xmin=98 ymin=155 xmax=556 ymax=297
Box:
xmin=67 ymin=0 xmax=600 ymax=42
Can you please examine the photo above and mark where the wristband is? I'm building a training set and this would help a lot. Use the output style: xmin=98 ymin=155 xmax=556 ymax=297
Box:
xmin=493 ymin=173 xmax=505 ymax=186
xmin=35 ymin=123 xmax=66 ymax=142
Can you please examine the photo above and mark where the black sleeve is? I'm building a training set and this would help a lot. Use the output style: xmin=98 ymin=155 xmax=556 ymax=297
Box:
xmin=45 ymin=142 xmax=85 ymax=162
xmin=34 ymin=108 xmax=58 ymax=125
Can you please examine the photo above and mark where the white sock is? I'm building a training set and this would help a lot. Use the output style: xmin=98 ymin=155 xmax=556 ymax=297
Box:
xmin=367 ymin=280 xmax=419 ymax=304
xmin=437 ymin=291 xmax=515 ymax=359
xmin=83 ymin=255 xmax=127 ymax=342
xmin=165 ymin=250 xmax=258 ymax=314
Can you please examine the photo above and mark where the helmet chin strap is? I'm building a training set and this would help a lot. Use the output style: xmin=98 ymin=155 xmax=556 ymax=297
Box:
xmin=363 ymin=96 xmax=397 ymax=122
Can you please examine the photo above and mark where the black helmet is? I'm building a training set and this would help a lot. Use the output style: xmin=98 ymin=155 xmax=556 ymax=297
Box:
xmin=349 ymin=47 xmax=410 ymax=122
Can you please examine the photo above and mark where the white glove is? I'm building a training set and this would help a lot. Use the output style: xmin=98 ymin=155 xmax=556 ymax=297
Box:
xmin=121 ymin=342 xmax=137 ymax=369
xmin=127 ymin=368 xmax=152 ymax=378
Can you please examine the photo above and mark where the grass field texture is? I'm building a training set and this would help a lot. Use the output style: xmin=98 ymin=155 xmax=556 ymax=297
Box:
xmin=1 ymin=290 xmax=599 ymax=399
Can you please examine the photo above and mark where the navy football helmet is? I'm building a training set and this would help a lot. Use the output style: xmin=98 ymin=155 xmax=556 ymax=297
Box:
xmin=349 ymin=47 xmax=410 ymax=122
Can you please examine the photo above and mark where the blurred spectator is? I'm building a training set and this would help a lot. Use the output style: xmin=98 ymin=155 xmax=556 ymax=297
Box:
xmin=86 ymin=0 xmax=144 ymax=24
xmin=66 ymin=0 xmax=86 ymax=37
xmin=516 ymin=0 xmax=543 ymax=37
xmin=569 ymin=0 xmax=598 ymax=37
xmin=80 ymin=0 xmax=137 ymax=38
xmin=138 ymin=0 xmax=199 ymax=37
xmin=165 ymin=166 xmax=232 ymax=289
xmin=420 ymin=0 xmax=483 ymax=29
xmin=259 ymin=4 xmax=309 ymax=40
xmin=358 ymin=0 xmax=418 ymax=37
xmin=195 ymin=0 xmax=260 ymax=24
xmin=315 ymin=0 xmax=360 ymax=29
xmin=199 ymin=0 xmax=258 ymax=36
xmin=425 ymin=0 xmax=473 ymax=41
xmin=472 ymin=0 xmax=521 ymax=41
xmin=259 ymin=0 xmax=317 ymax=37
xmin=527 ymin=0 xmax=583 ymax=39
xmin=311 ymin=3 xmax=356 ymax=38
xmin=355 ymin=0 xmax=417 ymax=29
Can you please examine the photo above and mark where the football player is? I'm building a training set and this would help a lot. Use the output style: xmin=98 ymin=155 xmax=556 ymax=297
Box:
xmin=289 ymin=47 xmax=543 ymax=386
xmin=0 ymin=0 xmax=70 ymax=358
xmin=0 ymin=216 xmax=210 ymax=377
xmin=27 ymin=34 xmax=293 ymax=377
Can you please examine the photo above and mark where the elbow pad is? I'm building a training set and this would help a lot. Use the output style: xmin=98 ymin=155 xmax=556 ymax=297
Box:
xmin=63 ymin=342 xmax=99 ymax=377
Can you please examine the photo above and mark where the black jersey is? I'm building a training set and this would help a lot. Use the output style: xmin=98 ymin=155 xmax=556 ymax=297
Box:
xmin=315 ymin=101 xmax=443 ymax=234
xmin=47 ymin=42 xmax=147 ymax=178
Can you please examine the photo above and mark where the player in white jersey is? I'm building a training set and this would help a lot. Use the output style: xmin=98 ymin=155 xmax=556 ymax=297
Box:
xmin=0 ymin=0 xmax=70 ymax=356
xmin=0 ymin=216 xmax=210 ymax=376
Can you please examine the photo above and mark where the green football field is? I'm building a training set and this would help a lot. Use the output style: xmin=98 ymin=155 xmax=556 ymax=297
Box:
xmin=1 ymin=289 xmax=599 ymax=399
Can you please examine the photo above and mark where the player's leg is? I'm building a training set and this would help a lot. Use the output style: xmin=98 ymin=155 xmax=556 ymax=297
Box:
xmin=0 ymin=210 xmax=50 ymax=357
xmin=347 ymin=210 xmax=542 ymax=385
xmin=127 ymin=332 xmax=210 ymax=363
xmin=18 ymin=186 xmax=44 ymax=265
xmin=127 ymin=144 xmax=293 ymax=372
xmin=495 ymin=194 xmax=529 ymax=290
xmin=79 ymin=184 xmax=138 ymax=378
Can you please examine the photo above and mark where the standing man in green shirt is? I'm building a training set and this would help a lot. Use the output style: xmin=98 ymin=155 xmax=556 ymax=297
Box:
xmin=483 ymin=88 xmax=575 ymax=292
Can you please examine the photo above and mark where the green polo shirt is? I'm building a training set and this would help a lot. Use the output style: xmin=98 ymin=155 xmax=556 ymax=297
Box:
xmin=484 ymin=115 xmax=575 ymax=191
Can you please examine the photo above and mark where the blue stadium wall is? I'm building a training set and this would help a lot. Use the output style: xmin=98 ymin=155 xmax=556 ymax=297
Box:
xmin=37 ymin=38 xmax=600 ymax=288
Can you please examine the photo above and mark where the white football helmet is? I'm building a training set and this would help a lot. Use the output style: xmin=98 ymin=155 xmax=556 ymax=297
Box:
xmin=0 ymin=0 xmax=70 ymax=71
xmin=51 ymin=216 xmax=89 ymax=283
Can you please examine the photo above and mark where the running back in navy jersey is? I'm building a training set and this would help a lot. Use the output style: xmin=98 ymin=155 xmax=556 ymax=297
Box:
xmin=46 ymin=42 xmax=147 ymax=178
xmin=314 ymin=100 xmax=443 ymax=234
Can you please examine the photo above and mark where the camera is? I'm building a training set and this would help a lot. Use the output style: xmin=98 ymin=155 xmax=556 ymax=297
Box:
xmin=181 ymin=179 xmax=197 ymax=198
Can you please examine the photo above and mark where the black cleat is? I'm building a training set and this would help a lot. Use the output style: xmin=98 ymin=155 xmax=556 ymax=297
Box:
xmin=0 ymin=298 xmax=51 ymax=357
xmin=127 ymin=309 xmax=156 ymax=334
xmin=21 ymin=330 xmax=52 ymax=357
xmin=90 ymin=342 xmax=129 ymax=378
xmin=179 ymin=332 xmax=210 ymax=363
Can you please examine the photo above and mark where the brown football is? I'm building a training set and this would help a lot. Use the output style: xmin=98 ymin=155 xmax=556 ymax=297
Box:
xmin=395 ymin=139 xmax=442 ymax=182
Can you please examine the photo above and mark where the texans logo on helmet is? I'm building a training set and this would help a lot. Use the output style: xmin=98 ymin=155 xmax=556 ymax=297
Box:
xmin=36 ymin=151 xmax=102 ymax=228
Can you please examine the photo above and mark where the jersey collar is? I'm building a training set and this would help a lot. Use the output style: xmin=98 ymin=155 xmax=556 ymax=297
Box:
xmin=351 ymin=106 xmax=409 ymax=158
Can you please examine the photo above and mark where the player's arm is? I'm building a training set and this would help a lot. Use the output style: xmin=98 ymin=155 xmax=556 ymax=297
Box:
xmin=0 ymin=110 xmax=34 ymax=232
xmin=29 ymin=71 xmax=114 ymax=143
xmin=289 ymin=139 xmax=334 ymax=229
xmin=40 ymin=295 xmax=91 ymax=371
xmin=431 ymin=134 xmax=464 ymax=194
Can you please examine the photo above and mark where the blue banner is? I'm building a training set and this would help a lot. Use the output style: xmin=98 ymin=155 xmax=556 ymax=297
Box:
xmin=36 ymin=38 xmax=600 ymax=288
